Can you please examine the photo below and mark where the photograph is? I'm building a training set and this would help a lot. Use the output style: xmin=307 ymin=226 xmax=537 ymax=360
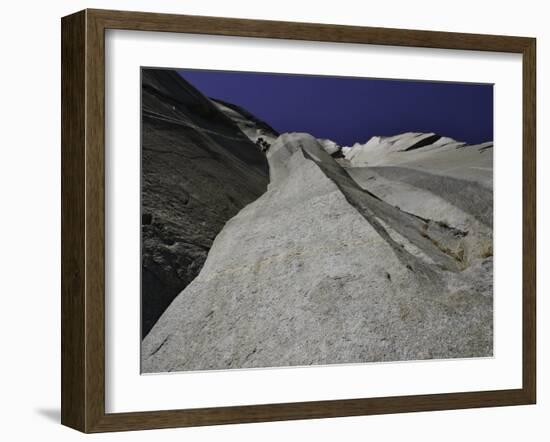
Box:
xmin=2 ymin=0 xmax=543 ymax=437
xmin=140 ymin=67 xmax=494 ymax=373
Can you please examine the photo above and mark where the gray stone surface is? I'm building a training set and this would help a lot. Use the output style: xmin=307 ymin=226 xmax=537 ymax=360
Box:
xmin=142 ymin=132 xmax=493 ymax=373
xmin=141 ymin=69 xmax=273 ymax=337
xmin=341 ymin=132 xmax=493 ymax=188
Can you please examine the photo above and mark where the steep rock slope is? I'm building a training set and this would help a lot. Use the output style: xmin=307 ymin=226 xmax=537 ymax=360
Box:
xmin=343 ymin=132 xmax=493 ymax=257
xmin=211 ymin=98 xmax=279 ymax=145
xmin=141 ymin=69 xmax=271 ymax=337
xmin=342 ymin=132 xmax=493 ymax=187
xmin=142 ymin=133 xmax=492 ymax=373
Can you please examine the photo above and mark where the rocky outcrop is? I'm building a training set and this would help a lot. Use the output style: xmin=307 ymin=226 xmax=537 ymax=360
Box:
xmin=141 ymin=69 xmax=272 ymax=337
xmin=211 ymin=98 xmax=279 ymax=145
xmin=142 ymin=132 xmax=493 ymax=373
xmin=341 ymin=132 xmax=493 ymax=188
xmin=316 ymin=138 xmax=342 ymax=156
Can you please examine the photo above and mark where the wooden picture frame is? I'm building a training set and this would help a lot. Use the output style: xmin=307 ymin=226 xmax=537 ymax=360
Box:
xmin=61 ymin=8 xmax=536 ymax=433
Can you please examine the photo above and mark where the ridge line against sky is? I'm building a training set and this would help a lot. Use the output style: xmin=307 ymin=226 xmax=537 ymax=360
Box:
xmin=177 ymin=69 xmax=493 ymax=146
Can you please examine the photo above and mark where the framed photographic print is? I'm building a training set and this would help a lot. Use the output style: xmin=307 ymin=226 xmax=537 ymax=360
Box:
xmin=61 ymin=9 xmax=536 ymax=433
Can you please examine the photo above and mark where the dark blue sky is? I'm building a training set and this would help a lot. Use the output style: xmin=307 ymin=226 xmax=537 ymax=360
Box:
xmin=178 ymin=69 xmax=493 ymax=146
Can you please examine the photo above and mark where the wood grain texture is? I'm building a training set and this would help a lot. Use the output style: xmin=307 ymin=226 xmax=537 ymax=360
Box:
xmin=522 ymin=38 xmax=536 ymax=403
xmin=61 ymin=10 xmax=86 ymax=431
xmin=60 ymin=8 xmax=537 ymax=433
xmin=84 ymin=10 xmax=107 ymax=432
xmin=89 ymin=8 xmax=532 ymax=52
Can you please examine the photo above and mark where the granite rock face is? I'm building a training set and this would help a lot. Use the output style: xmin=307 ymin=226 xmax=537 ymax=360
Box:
xmin=142 ymin=132 xmax=493 ymax=373
xmin=341 ymin=132 xmax=493 ymax=187
xmin=141 ymin=69 xmax=274 ymax=337
xmin=211 ymin=98 xmax=279 ymax=146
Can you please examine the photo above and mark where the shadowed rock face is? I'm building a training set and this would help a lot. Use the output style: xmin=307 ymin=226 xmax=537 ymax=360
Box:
xmin=211 ymin=98 xmax=279 ymax=145
xmin=142 ymin=133 xmax=493 ymax=373
xmin=141 ymin=69 xmax=274 ymax=337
